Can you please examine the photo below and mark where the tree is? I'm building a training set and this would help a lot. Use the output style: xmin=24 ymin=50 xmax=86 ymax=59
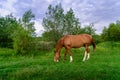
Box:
xmin=101 ymin=21 xmax=120 ymax=41
xmin=82 ymin=23 xmax=96 ymax=35
xmin=42 ymin=4 xmax=65 ymax=42
xmin=107 ymin=23 xmax=120 ymax=41
xmin=64 ymin=8 xmax=81 ymax=35
xmin=13 ymin=10 xmax=36 ymax=55
xmin=22 ymin=9 xmax=36 ymax=36
xmin=101 ymin=26 xmax=108 ymax=41
xmin=42 ymin=4 xmax=81 ymax=42
xmin=13 ymin=25 xmax=31 ymax=55
xmin=0 ymin=14 xmax=19 ymax=48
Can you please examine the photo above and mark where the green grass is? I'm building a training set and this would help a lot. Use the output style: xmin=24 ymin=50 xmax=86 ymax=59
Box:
xmin=0 ymin=42 xmax=120 ymax=80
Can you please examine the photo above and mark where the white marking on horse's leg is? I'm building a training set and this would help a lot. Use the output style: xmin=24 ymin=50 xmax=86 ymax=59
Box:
xmin=83 ymin=51 xmax=87 ymax=61
xmin=87 ymin=53 xmax=90 ymax=60
xmin=54 ymin=59 xmax=56 ymax=62
xmin=56 ymin=60 xmax=59 ymax=62
xmin=70 ymin=56 xmax=73 ymax=62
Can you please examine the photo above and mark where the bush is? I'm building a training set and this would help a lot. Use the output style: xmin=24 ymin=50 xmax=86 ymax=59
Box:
xmin=35 ymin=41 xmax=55 ymax=51
xmin=13 ymin=27 xmax=34 ymax=55
xmin=13 ymin=26 xmax=55 ymax=55
xmin=93 ymin=35 xmax=102 ymax=44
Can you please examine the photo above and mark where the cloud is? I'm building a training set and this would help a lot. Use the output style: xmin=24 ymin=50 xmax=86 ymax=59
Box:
xmin=1 ymin=0 xmax=120 ymax=35
xmin=0 ymin=0 xmax=18 ymax=16
xmin=34 ymin=19 xmax=44 ymax=36
xmin=91 ymin=0 xmax=120 ymax=21
xmin=64 ymin=0 xmax=120 ymax=34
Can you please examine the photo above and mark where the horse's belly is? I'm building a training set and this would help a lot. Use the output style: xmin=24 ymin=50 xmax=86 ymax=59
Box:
xmin=71 ymin=43 xmax=84 ymax=48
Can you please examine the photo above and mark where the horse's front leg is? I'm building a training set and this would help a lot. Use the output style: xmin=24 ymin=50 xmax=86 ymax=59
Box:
xmin=65 ymin=46 xmax=73 ymax=62
xmin=68 ymin=50 xmax=73 ymax=62
xmin=86 ymin=48 xmax=90 ymax=60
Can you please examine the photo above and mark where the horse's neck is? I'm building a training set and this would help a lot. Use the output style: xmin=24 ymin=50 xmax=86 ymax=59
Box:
xmin=56 ymin=39 xmax=63 ymax=53
xmin=56 ymin=43 xmax=62 ymax=53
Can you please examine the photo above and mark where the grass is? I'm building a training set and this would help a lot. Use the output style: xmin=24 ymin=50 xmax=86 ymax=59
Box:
xmin=0 ymin=42 xmax=120 ymax=80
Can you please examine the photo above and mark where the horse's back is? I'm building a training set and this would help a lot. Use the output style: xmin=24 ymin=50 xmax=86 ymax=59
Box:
xmin=78 ymin=34 xmax=93 ymax=43
xmin=63 ymin=34 xmax=93 ymax=48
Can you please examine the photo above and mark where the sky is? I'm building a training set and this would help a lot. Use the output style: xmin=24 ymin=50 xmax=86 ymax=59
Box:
xmin=0 ymin=0 xmax=120 ymax=36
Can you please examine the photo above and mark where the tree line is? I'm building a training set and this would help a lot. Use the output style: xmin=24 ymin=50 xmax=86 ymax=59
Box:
xmin=0 ymin=10 xmax=36 ymax=55
xmin=102 ymin=20 xmax=120 ymax=41
xmin=0 ymin=4 xmax=120 ymax=55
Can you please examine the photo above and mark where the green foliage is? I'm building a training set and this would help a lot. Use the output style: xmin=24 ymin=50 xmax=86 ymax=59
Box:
xmin=42 ymin=4 xmax=81 ymax=42
xmin=64 ymin=8 xmax=81 ymax=35
xmin=22 ymin=9 xmax=35 ymax=23
xmin=35 ymin=41 xmax=55 ymax=51
xmin=42 ymin=4 xmax=97 ymax=43
xmin=0 ymin=14 xmax=19 ymax=48
xmin=42 ymin=4 xmax=65 ymax=42
xmin=13 ymin=26 xmax=33 ymax=55
xmin=101 ymin=27 xmax=108 ymax=41
xmin=101 ymin=21 xmax=120 ymax=41
xmin=42 ymin=30 xmax=62 ymax=42
xmin=81 ymin=23 xmax=96 ymax=35
xmin=22 ymin=9 xmax=36 ymax=37
xmin=93 ymin=34 xmax=102 ymax=44
xmin=13 ymin=10 xmax=36 ymax=55
xmin=33 ymin=37 xmax=55 ymax=51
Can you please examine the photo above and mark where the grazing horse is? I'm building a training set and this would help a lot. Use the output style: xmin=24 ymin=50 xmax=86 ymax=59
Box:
xmin=54 ymin=34 xmax=96 ymax=62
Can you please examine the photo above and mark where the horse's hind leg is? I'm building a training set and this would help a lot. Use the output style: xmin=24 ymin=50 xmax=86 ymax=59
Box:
xmin=83 ymin=51 xmax=87 ymax=61
xmin=86 ymin=48 xmax=90 ymax=60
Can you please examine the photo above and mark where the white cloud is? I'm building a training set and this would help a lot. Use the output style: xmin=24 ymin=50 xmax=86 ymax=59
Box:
xmin=45 ymin=0 xmax=55 ymax=3
xmin=0 ymin=0 xmax=18 ymax=16
xmin=1 ymin=0 xmax=120 ymax=35
xmin=0 ymin=8 xmax=10 ymax=16
xmin=34 ymin=19 xmax=44 ymax=36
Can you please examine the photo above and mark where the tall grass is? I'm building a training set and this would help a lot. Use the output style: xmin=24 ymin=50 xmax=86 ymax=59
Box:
xmin=0 ymin=42 xmax=120 ymax=80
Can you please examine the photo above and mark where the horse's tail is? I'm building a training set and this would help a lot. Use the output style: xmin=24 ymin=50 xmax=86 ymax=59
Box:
xmin=91 ymin=38 xmax=96 ymax=52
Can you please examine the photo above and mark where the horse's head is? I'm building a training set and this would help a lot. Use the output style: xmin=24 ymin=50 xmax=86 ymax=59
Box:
xmin=54 ymin=51 xmax=60 ymax=62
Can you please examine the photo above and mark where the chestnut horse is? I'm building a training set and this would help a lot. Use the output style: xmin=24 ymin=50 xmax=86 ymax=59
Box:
xmin=54 ymin=34 xmax=96 ymax=62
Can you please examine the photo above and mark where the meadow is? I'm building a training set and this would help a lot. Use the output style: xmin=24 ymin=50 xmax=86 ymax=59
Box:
xmin=0 ymin=42 xmax=120 ymax=80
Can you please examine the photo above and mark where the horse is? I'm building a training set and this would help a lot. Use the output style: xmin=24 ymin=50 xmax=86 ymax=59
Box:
xmin=54 ymin=34 xmax=96 ymax=62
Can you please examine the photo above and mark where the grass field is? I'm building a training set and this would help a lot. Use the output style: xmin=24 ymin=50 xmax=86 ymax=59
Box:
xmin=0 ymin=42 xmax=120 ymax=80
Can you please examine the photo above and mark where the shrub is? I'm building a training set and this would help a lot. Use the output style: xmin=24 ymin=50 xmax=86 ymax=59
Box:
xmin=13 ymin=27 xmax=33 ymax=55
xmin=35 ymin=41 xmax=55 ymax=51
